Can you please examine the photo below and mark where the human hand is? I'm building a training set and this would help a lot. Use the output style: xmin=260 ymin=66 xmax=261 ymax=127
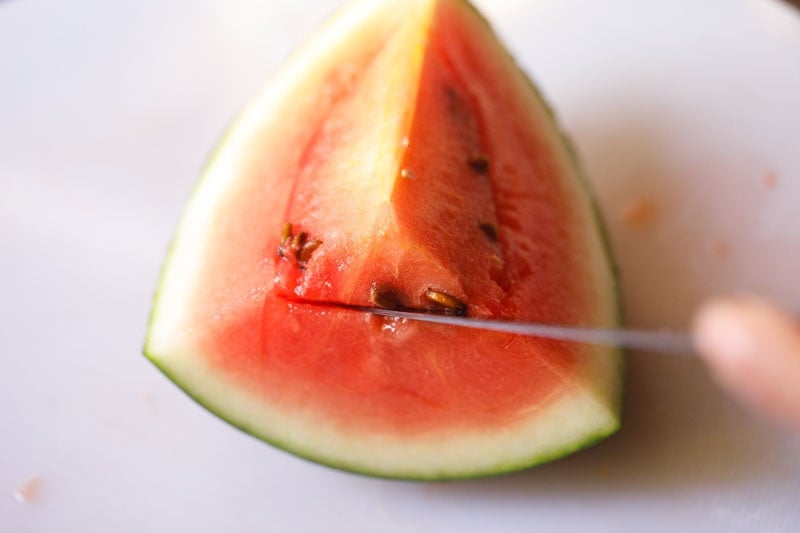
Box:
xmin=693 ymin=295 xmax=800 ymax=428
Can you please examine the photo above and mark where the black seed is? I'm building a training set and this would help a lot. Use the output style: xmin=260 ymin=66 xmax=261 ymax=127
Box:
xmin=468 ymin=155 xmax=490 ymax=175
xmin=444 ymin=86 xmax=460 ymax=107
xmin=444 ymin=86 xmax=470 ymax=122
xmin=424 ymin=289 xmax=466 ymax=316
xmin=478 ymin=221 xmax=498 ymax=242
xmin=370 ymin=283 xmax=403 ymax=310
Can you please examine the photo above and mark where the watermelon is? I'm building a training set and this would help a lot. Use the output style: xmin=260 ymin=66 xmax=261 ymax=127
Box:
xmin=145 ymin=0 xmax=622 ymax=479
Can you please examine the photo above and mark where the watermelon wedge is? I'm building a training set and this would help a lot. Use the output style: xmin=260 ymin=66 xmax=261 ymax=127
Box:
xmin=145 ymin=0 xmax=623 ymax=479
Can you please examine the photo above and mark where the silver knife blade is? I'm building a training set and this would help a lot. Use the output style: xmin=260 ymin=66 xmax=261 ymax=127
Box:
xmin=344 ymin=305 xmax=695 ymax=355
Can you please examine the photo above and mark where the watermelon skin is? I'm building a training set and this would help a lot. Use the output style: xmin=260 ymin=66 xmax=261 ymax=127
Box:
xmin=145 ymin=0 xmax=623 ymax=480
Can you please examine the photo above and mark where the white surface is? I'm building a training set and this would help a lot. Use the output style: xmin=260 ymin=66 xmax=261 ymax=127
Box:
xmin=1 ymin=0 xmax=799 ymax=531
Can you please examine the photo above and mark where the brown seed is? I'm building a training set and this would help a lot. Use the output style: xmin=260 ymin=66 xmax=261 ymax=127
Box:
xmin=297 ymin=239 xmax=322 ymax=263
xmin=277 ymin=222 xmax=294 ymax=259
xmin=280 ymin=222 xmax=293 ymax=241
xmin=370 ymin=283 xmax=403 ymax=310
xmin=468 ymin=155 xmax=490 ymax=175
xmin=425 ymin=289 xmax=466 ymax=315
xmin=478 ymin=221 xmax=498 ymax=242
xmin=290 ymin=231 xmax=307 ymax=254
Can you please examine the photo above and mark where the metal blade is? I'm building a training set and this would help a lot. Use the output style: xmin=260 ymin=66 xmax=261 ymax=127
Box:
xmin=344 ymin=305 xmax=695 ymax=355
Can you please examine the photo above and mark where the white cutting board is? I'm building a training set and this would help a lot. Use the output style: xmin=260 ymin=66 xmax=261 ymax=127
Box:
xmin=1 ymin=0 xmax=799 ymax=531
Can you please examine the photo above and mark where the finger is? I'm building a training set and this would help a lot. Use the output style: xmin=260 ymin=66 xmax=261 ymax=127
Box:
xmin=692 ymin=295 xmax=800 ymax=428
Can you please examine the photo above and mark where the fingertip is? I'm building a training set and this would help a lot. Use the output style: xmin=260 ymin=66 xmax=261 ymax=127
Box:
xmin=692 ymin=296 xmax=760 ymax=369
xmin=692 ymin=295 xmax=800 ymax=429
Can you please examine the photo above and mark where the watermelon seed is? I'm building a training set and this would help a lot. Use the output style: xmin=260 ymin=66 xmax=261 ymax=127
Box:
xmin=370 ymin=283 xmax=403 ymax=310
xmin=277 ymin=222 xmax=294 ymax=259
xmin=298 ymin=239 xmax=322 ymax=263
xmin=291 ymin=232 xmax=307 ymax=254
xmin=280 ymin=222 xmax=293 ymax=241
xmin=468 ymin=155 xmax=490 ymax=175
xmin=478 ymin=221 xmax=498 ymax=242
xmin=424 ymin=289 xmax=466 ymax=316
xmin=444 ymin=86 xmax=463 ymax=115
xmin=276 ymin=223 xmax=322 ymax=268
xmin=400 ymin=168 xmax=415 ymax=180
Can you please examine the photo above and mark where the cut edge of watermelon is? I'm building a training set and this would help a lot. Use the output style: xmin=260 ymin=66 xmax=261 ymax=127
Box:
xmin=145 ymin=341 xmax=621 ymax=479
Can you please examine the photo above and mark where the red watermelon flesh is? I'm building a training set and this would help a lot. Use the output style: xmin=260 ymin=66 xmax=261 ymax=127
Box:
xmin=145 ymin=0 xmax=622 ymax=479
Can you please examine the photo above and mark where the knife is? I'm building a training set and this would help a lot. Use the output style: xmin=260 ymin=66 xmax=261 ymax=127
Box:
xmin=340 ymin=305 xmax=695 ymax=355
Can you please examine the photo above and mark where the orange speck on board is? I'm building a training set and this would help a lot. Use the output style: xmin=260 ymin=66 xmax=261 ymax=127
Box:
xmin=762 ymin=171 xmax=778 ymax=190
xmin=13 ymin=477 xmax=43 ymax=504
xmin=142 ymin=391 xmax=157 ymax=410
xmin=593 ymin=464 xmax=611 ymax=478
xmin=713 ymin=240 xmax=730 ymax=258
xmin=621 ymin=197 xmax=658 ymax=228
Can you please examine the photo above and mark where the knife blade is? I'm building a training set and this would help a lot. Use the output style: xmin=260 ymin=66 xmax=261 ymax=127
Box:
xmin=340 ymin=305 xmax=695 ymax=355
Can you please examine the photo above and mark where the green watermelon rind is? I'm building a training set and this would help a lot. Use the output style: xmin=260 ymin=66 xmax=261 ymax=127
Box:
xmin=145 ymin=345 xmax=620 ymax=481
